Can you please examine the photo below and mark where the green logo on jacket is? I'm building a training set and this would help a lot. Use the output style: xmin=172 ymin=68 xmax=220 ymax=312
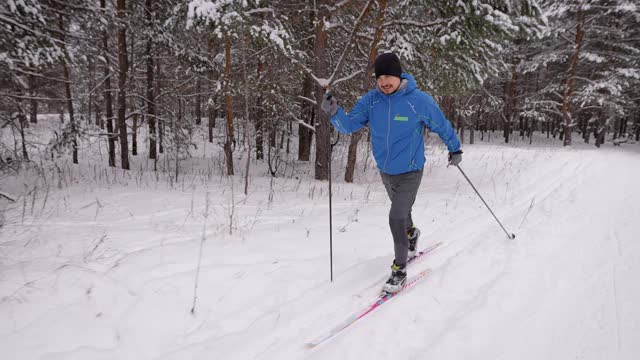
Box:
xmin=394 ymin=115 xmax=409 ymax=122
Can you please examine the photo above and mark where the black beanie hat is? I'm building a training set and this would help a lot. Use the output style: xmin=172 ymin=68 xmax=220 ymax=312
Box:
xmin=374 ymin=52 xmax=403 ymax=78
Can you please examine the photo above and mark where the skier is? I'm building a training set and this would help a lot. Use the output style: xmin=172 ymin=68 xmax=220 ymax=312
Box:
xmin=321 ymin=52 xmax=462 ymax=293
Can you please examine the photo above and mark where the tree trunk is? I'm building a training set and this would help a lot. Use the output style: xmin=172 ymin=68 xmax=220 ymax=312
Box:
xmin=241 ymin=25 xmax=253 ymax=181
xmin=472 ymin=98 xmax=481 ymax=145
xmin=94 ymin=102 xmax=102 ymax=131
xmin=255 ymin=61 xmax=264 ymax=160
xmin=582 ymin=113 xmax=589 ymax=143
xmin=15 ymin=89 xmax=29 ymax=160
xmin=89 ymin=59 xmax=95 ymax=126
xmin=298 ymin=73 xmax=313 ymax=161
xmin=279 ymin=126 xmax=285 ymax=150
xmin=152 ymin=48 xmax=163 ymax=155
xmin=504 ymin=60 xmax=518 ymax=144
xmin=195 ymin=77 xmax=202 ymax=125
xmin=132 ymin=114 xmax=138 ymax=155
xmin=27 ymin=76 xmax=38 ymax=125
xmin=145 ymin=0 xmax=157 ymax=160
xmin=635 ymin=112 xmax=640 ymax=141
xmin=18 ymin=109 xmax=29 ymax=160
xmin=314 ymin=2 xmax=331 ymax=181
xmin=345 ymin=0 xmax=387 ymax=183
xmin=595 ymin=117 xmax=606 ymax=147
xmin=458 ymin=108 xmax=465 ymax=144
xmin=269 ymin=121 xmax=276 ymax=148
xmin=224 ymin=32 xmax=234 ymax=175
xmin=344 ymin=130 xmax=363 ymax=182
xmin=519 ymin=115 xmax=524 ymax=139
xmin=470 ymin=111 xmax=476 ymax=145
xmin=207 ymin=35 xmax=216 ymax=143
xmin=298 ymin=7 xmax=316 ymax=162
xmin=29 ymin=75 xmax=37 ymax=124
xmin=146 ymin=49 xmax=156 ymax=159
xmin=175 ymin=98 xmax=182 ymax=182
xmin=101 ymin=0 xmax=116 ymax=167
xmin=30 ymin=100 xmax=37 ymax=125
xmin=116 ymin=0 xmax=130 ymax=169
xmin=59 ymin=14 xmax=78 ymax=164
xmin=286 ymin=121 xmax=291 ymax=154
xmin=561 ymin=6 xmax=585 ymax=147
xmin=208 ymin=105 xmax=215 ymax=142
xmin=255 ymin=97 xmax=264 ymax=160
xmin=21 ymin=118 xmax=29 ymax=160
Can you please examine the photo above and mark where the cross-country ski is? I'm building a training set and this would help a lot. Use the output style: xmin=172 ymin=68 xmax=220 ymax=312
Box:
xmin=2 ymin=2 xmax=640 ymax=359
xmin=306 ymin=268 xmax=432 ymax=349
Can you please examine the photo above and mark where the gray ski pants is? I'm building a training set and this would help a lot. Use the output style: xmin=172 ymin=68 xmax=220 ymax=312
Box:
xmin=380 ymin=169 xmax=423 ymax=267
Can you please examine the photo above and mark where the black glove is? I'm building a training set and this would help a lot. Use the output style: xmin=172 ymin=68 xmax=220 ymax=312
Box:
xmin=321 ymin=92 xmax=338 ymax=116
xmin=448 ymin=150 xmax=463 ymax=166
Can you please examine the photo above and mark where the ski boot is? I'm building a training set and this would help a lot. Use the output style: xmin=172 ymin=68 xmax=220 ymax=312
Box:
xmin=382 ymin=261 xmax=407 ymax=294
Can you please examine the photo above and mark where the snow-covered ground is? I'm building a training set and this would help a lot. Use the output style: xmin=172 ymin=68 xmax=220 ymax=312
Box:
xmin=1 ymin=120 xmax=640 ymax=359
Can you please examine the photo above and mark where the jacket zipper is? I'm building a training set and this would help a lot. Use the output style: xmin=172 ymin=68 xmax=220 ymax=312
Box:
xmin=384 ymin=96 xmax=391 ymax=171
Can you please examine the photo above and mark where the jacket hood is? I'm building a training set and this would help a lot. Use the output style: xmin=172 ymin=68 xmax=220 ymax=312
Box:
xmin=376 ymin=73 xmax=417 ymax=96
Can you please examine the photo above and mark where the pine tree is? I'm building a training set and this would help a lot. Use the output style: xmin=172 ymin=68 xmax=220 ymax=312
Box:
xmin=522 ymin=0 xmax=640 ymax=146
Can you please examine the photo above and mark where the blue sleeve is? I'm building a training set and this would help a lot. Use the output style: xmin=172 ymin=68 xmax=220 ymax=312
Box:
xmin=329 ymin=92 xmax=370 ymax=134
xmin=421 ymin=94 xmax=461 ymax=152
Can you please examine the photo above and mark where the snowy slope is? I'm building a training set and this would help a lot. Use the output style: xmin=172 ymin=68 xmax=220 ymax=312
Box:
xmin=1 ymin=129 xmax=640 ymax=359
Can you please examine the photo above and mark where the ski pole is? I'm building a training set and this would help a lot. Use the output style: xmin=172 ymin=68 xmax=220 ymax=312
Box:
xmin=323 ymin=87 xmax=334 ymax=283
xmin=327 ymin=131 xmax=341 ymax=282
xmin=328 ymin=140 xmax=334 ymax=282
xmin=455 ymin=165 xmax=515 ymax=240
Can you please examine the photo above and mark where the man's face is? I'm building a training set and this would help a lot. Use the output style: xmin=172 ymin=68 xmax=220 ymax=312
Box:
xmin=377 ymin=75 xmax=401 ymax=94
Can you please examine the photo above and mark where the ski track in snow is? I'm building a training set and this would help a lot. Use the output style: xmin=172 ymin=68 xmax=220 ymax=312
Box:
xmin=1 ymin=144 xmax=640 ymax=359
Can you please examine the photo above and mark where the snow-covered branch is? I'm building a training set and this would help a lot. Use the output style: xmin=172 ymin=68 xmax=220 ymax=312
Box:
xmin=333 ymin=70 xmax=365 ymax=87
xmin=328 ymin=0 xmax=375 ymax=85
xmin=287 ymin=110 xmax=315 ymax=132
xmin=297 ymin=96 xmax=317 ymax=106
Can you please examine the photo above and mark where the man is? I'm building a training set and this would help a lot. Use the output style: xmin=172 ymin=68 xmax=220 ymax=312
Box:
xmin=321 ymin=52 xmax=462 ymax=293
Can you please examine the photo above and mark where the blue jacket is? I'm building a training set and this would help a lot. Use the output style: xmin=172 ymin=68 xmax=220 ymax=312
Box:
xmin=330 ymin=73 xmax=461 ymax=175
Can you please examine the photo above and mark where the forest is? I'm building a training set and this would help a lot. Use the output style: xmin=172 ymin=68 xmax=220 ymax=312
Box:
xmin=2 ymin=2 xmax=640 ymax=358
xmin=1 ymin=0 xmax=639 ymax=182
